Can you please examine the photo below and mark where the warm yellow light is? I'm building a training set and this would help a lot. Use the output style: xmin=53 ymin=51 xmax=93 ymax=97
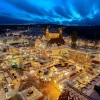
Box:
xmin=59 ymin=84 xmax=63 ymax=92
xmin=54 ymin=80 xmax=57 ymax=83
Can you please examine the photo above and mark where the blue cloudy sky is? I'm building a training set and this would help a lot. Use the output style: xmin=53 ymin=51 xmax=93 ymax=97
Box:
xmin=0 ymin=0 xmax=100 ymax=25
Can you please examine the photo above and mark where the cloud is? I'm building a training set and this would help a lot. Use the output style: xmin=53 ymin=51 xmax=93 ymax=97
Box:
xmin=0 ymin=0 xmax=100 ymax=25
xmin=4 ymin=0 xmax=46 ymax=16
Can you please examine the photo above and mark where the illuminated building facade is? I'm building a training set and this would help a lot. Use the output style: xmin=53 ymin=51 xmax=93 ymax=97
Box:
xmin=45 ymin=27 xmax=62 ymax=40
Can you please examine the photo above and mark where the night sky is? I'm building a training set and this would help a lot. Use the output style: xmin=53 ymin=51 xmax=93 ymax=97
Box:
xmin=0 ymin=0 xmax=100 ymax=26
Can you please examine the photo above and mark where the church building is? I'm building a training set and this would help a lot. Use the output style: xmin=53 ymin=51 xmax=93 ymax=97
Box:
xmin=45 ymin=27 xmax=62 ymax=40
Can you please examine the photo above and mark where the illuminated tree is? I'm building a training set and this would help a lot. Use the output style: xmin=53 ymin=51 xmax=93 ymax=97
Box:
xmin=3 ymin=39 xmax=7 ymax=46
xmin=14 ymin=36 xmax=19 ymax=41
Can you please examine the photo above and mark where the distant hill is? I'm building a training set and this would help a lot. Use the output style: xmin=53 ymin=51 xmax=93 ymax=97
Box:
xmin=0 ymin=24 xmax=100 ymax=40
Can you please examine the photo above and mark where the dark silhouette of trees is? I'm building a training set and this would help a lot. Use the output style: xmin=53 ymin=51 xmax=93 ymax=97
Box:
xmin=71 ymin=31 xmax=78 ymax=49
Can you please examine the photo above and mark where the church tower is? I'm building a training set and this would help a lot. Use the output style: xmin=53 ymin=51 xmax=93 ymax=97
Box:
xmin=59 ymin=28 xmax=62 ymax=35
xmin=45 ymin=27 xmax=49 ymax=37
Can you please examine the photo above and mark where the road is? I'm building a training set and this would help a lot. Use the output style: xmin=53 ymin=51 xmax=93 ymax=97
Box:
xmin=38 ymin=80 xmax=61 ymax=100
